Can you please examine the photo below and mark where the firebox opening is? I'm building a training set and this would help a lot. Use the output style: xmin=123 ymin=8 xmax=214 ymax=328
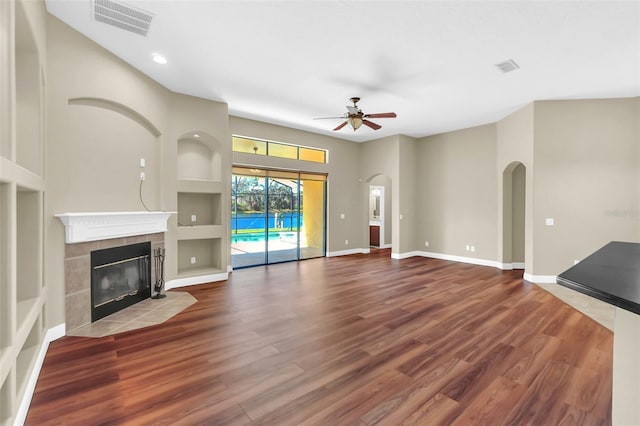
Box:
xmin=91 ymin=241 xmax=151 ymax=322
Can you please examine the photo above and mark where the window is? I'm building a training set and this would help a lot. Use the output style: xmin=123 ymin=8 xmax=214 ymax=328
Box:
xmin=232 ymin=135 xmax=327 ymax=164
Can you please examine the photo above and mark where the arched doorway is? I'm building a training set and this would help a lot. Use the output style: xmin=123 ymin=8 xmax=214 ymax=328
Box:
xmin=503 ymin=162 xmax=526 ymax=269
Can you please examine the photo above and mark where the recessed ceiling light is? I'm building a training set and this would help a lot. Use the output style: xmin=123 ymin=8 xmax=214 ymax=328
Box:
xmin=152 ymin=54 xmax=167 ymax=65
xmin=194 ymin=133 xmax=200 ymax=138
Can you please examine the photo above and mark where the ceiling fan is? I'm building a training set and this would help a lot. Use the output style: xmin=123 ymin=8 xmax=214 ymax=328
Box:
xmin=315 ymin=97 xmax=397 ymax=131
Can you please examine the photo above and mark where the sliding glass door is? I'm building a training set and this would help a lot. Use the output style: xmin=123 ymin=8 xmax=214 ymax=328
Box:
xmin=231 ymin=168 xmax=326 ymax=268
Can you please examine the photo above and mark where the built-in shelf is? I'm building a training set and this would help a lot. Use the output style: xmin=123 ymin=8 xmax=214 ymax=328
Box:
xmin=177 ymin=179 xmax=223 ymax=194
xmin=177 ymin=238 xmax=222 ymax=276
xmin=17 ymin=189 xmax=41 ymax=305
xmin=1 ymin=1 xmax=48 ymax=423
xmin=177 ymin=192 xmax=221 ymax=227
xmin=175 ymin=266 xmax=225 ymax=279
xmin=0 ymin=374 xmax=10 ymax=425
xmin=0 ymin=182 xmax=10 ymax=354
xmin=55 ymin=211 xmax=175 ymax=244
xmin=15 ymin=1 xmax=42 ymax=177
xmin=176 ymin=225 xmax=223 ymax=241
xmin=15 ymin=318 xmax=40 ymax=401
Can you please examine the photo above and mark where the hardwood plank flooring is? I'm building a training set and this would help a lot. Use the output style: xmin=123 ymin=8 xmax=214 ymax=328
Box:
xmin=26 ymin=249 xmax=613 ymax=425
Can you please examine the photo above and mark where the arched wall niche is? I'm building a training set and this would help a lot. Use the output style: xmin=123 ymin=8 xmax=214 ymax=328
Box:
xmin=68 ymin=97 xmax=161 ymax=137
xmin=62 ymin=97 xmax=161 ymax=211
xmin=177 ymin=131 xmax=222 ymax=182
xmin=502 ymin=161 xmax=526 ymax=268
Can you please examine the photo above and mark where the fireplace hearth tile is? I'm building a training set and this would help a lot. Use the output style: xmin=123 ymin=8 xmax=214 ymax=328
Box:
xmin=65 ymin=255 xmax=90 ymax=294
xmin=67 ymin=291 xmax=196 ymax=338
xmin=66 ymin=290 xmax=91 ymax=331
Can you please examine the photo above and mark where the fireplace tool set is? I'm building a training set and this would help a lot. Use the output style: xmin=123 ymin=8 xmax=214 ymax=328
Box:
xmin=151 ymin=247 xmax=166 ymax=299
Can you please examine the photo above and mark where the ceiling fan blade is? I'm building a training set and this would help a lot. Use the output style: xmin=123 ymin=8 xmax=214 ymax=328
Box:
xmin=333 ymin=121 xmax=348 ymax=131
xmin=346 ymin=105 xmax=359 ymax=114
xmin=313 ymin=116 xmax=346 ymax=120
xmin=364 ymin=112 xmax=397 ymax=118
xmin=363 ymin=120 xmax=382 ymax=130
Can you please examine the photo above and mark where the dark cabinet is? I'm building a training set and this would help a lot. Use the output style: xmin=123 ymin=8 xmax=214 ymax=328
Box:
xmin=369 ymin=225 xmax=380 ymax=247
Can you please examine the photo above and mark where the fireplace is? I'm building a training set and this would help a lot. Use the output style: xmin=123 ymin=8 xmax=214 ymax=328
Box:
xmin=90 ymin=242 xmax=151 ymax=322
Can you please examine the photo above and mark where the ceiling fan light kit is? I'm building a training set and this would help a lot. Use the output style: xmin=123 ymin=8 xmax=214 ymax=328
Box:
xmin=315 ymin=97 xmax=397 ymax=132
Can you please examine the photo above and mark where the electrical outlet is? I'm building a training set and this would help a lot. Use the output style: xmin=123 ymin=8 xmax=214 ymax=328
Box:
xmin=345 ymin=239 xmax=348 ymax=245
xmin=470 ymin=246 xmax=475 ymax=252
xmin=140 ymin=158 xmax=145 ymax=168
xmin=466 ymin=245 xmax=470 ymax=251
xmin=139 ymin=172 xmax=145 ymax=181
xmin=425 ymin=241 xmax=429 ymax=247
xmin=190 ymin=256 xmax=196 ymax=264
xmin=191 ymin=214 xmax=197 ymax=222
xmin=340 ymin=213 xmax=345 ymax=219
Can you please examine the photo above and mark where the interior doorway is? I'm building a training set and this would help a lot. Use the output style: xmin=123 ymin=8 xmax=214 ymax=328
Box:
xmin=369 ymin=185 xmax=384 ymax=247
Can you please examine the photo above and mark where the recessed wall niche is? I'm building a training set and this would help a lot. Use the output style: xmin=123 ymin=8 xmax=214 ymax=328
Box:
xmin=15 ymin=1 xmax=42 ymax=175
xmin=16 ymin=188 xmax=42 ymax=324
xmin=177 ymin=238 xmax=222 ymax=276
xmin=177 ymin=192 xmax=221 ymax=226
xmin=0 ymin=183 xmax=10 ymax=354
xmin=177 ymin=134 xmax=221 ymax=181
xmin=0 ymin=0 xmax=12 ymax=160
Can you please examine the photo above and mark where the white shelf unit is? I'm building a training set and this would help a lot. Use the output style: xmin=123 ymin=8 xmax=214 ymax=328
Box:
xmin=0 ymin=1 xmax=48 ymax=424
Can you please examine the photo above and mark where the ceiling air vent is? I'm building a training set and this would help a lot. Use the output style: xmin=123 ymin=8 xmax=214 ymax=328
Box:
xmin=93 ymin=0 xmax=153 ymax=37
xmin=495 ymin=59 xmax=520 ymax=73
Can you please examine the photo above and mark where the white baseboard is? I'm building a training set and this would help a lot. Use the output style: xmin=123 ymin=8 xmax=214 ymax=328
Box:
xmin=166 ymin=272 xmax=229 ymax=290
xmin=415 ymin=251 xmax=502 ymax=269
xmin=391 ymin=251 xmax=421 ymax=260
xmin=498 ymin=262 xmax=525 ymax=270
xmin=390 ymin=251 xmax=537 ymax=277
xmin=327 ymin=248 xmax=370 ymax=257
xmin=15 ymin=323 xmax=66 ymax=426
xmin=523 ymin=273 xmax=557 ymax=284
xmin=380 ymin=243 xmax=392 ymax=249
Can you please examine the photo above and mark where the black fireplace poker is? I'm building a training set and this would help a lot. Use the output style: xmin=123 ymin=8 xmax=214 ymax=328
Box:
xmin=152 ymin=247 xmax=166 ymax=299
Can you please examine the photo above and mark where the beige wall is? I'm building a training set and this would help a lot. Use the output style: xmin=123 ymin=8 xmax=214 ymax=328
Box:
xmin=511 ymin=163 xmax=525 ymax=263
xmin=359 ymin=135 xmax=399 ymax=252
xmin=39 ymin=11 xmax=640 ymax=328
xmin=45 ymin=16 xmax=230 ymax=327
xmin=397 ymin=135 xmax=418 ymax=253
xmin=532 ymin=98 xmax=640 ymax=275
xmin=496 ymin=103 xmax=534 ymax=271
xmin=416 ymin=124 xmax=498 ymax=261
xmin=229 ymin=116 xmax=364 ymax=252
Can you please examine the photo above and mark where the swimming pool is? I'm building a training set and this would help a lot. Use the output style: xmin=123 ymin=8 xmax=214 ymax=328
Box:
xmin=231 ymin=232 xmax=297 ymax=244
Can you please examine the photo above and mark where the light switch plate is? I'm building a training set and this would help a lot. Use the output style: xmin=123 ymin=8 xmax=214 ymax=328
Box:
xmin=545 ymin=218 xmax=554 ymax=226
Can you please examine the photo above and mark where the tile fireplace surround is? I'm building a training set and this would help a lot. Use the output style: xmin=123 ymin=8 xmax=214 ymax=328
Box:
xmin=63 ymin=233 xmax=165 ymax=332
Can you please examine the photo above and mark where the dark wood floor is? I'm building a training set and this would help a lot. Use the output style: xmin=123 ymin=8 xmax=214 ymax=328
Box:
xmin=27 ymin=249 xmax=613 ymax=425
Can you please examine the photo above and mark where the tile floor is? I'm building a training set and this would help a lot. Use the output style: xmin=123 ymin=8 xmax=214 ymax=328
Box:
xmin=535 ymin=282 xmax=615 ymax=331
xmin=67 ymin=291 xmax=197 ymax=338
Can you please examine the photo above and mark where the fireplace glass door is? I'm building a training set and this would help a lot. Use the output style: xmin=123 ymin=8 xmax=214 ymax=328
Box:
xmin=91 ymin=241 xmax=151 ymax=322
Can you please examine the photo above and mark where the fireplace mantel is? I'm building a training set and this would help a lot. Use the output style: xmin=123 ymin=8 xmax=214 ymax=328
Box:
xmin=55 ymin=211 xmax=175 ymax=243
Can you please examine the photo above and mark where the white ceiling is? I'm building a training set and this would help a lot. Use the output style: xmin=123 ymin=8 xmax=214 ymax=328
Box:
xmin=45 ymin=0 xmax=640 ymax=143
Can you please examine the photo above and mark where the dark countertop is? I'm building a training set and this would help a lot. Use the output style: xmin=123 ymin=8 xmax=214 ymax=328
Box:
xmin=556 ymin=241 xmax=640 ymax=315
